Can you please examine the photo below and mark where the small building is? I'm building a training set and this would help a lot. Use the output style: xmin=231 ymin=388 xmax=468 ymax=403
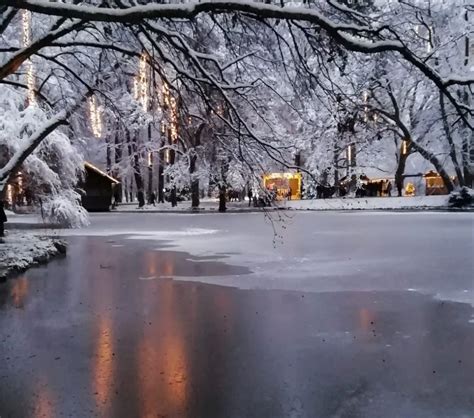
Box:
xmin=81 ymin=162 xmax=120 ymax=212
xmin=263 ymin=172 xmax=302 ymax=200
xmin=423 ymin=170 xmax=455 ymax=196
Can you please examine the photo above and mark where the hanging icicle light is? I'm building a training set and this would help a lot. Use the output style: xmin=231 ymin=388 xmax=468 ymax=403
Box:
xmin=89 ymin=96 xmax=103 ymax=138
xmin=362 ymin=90 xmax=369 ymax=123
xmin=402 ymin=140 xmax=408 ymax=155
xmin=22 ymin=9 xmax=31 ymax=47
xmin=162 ymin=82 xmax=170 ymax=108
xmin=169 ymin=96 xmax=178 ymax=142
xmin=133 ymin=52 xmax=149 ymax=112
xmin=22 ymin=9 xmax=36 ymax=106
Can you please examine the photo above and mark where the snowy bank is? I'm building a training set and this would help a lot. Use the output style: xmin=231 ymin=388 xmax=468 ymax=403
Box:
xmin=114 ymin=195 xmax=452 ymax=213
xmin=282 ymin=195 xmax=449 ymax=211
xmin=0 ymin=233 xmax=67 ymax=281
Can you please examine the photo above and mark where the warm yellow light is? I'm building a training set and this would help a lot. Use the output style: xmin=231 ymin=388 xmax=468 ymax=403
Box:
xmin=170 ymin=96 xmax=178 ymax=142
xmin=138 ymin=53 xmax=149 ymax=111
xmin=347 ymin=145 xmax=352 ymax=163
xmin=402 ymin=140 xmax=408 ymax=155
xmin=162 ymin=83 xmax=170 ymax=107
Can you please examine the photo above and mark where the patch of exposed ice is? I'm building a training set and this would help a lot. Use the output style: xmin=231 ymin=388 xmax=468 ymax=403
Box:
xmin=139 ymin=276 xmax=157 ymax=280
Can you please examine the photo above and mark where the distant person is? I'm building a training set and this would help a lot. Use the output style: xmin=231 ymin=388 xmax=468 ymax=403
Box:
xmin=287 ymin=188 xmax=292 ymax=200
xmin=248 ymin=188 xmax=253 ymax=207
xmin=137 ymin=190 xmax=145 ymax=208
xmin=150 ymin=191 xmax=156 ymax=206
xmin=0 ymin=201 xmax=7 ymax=240
xmin=386 ymin=180 xmax=392 ymax=197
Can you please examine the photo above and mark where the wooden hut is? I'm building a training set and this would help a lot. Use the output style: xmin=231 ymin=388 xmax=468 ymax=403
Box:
xmin=81 ymin=162 xmax=120 ymax=211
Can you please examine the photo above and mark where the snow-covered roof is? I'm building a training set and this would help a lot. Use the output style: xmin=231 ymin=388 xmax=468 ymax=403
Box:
xmin=84 ymin=162 xmax=120 ymax=184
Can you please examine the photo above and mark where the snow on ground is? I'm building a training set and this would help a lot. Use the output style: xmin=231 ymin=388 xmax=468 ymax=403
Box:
xmin=283 ymin=195 xmax=449 ymax=211
xmin=0 ymin=233 xmax=66 ymax=280
xmin=4 ymin=210 xmax=43 ymax=224
xmin=114 ymin=195 xmax=450 ymax=212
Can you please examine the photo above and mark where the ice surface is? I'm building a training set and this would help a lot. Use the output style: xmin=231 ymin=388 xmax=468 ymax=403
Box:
xmin=55 ymin=211 xmax=474 ymax=309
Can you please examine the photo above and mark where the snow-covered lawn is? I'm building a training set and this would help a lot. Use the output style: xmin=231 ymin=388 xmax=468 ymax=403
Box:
xmin=283 ymin=195 xmax=449 ymax=211
xmin=114 ymin=195 xmax=451 ymax=212
xmin=0 ymin=233 xmax=66 ymax=281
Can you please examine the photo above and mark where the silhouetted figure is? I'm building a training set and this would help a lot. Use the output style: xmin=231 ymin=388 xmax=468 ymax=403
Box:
xmin=0 ymin=201 xmax=7 ymax=239
xmin=137 ymin=190 xmax=145 ymax=208
xmin=150 ymin=191 xmax=156 ymax=206
xmin=386 ymin=180 xmax=392 ymax=197
xmin=248 ymin=189 xmax=253 ymax=207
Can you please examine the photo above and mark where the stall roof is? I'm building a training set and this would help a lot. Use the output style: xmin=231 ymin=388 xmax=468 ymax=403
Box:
xmin=84 ymin=162 xmax=120 ymax=184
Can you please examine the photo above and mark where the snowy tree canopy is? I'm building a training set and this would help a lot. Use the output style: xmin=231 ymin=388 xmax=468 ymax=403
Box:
xmin=0 ymin=0 xmax=472 ymax=218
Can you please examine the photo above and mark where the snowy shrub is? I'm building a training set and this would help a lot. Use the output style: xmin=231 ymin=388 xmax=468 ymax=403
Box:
xmin=1 ymin=85 xmax=88 ymax=227
xmin=448 ymin=187 xmax=474 ymax=208
xmin=42 ymin=190 xmax=90 ymax=228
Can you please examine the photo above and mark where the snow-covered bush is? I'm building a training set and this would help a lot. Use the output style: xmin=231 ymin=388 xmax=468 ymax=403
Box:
xmin=0 ymin=85 xmax=88 ymax=227
xmin=42 ymin=190 xmax=90 ymax=228
xmin=448 ymin=187 xmax=474 ymax=208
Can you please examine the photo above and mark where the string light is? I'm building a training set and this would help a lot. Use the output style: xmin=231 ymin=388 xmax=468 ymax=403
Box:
xmin=362 ymin=90 xmax=369 ymax=123
xmin=22 ymin=9 xmax=36 ymax=106
xmin=134 ymin=53 xmax=149 ymax=111
xmin=162 ymin=82 xmax=170 ymax=108
xmin=89 ymin=96 xmax=103 ymax=138
xmin=6 ymin=184 xmax=13 ymax=205
xmin=402 ymin=140 xmax=408 ymax=155
xmin=170 ymin=96 xmax=178 ymax=142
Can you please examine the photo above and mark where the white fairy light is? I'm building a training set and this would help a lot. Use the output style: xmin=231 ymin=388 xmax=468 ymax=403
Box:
xmin=89 ymin=96 xmax=102 ymax=138
xmin=21 ymin=9 xmax=31 ymax=47
xmin=22 ymin=9 xmax=36 ymax=106
xmin=170 ymin=96 xmax=178 ymax=142
xmin=402 ymin=140 xmax=408 ymax=155
xmin=135 ymin=53 xmax=149 ymax=112
xmin=6 ymin=184 xmax=13 ymax=205
xmin=363 ymin=90 xmax=369 ymax=123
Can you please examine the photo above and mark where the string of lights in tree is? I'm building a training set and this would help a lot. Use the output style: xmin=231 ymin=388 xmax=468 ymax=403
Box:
xmin=21 ymin=9 xmax=36 ymax=106
xmin=134 ymin=52 xmax=150 ymax=112
xmin=161 ymin=81 xmax=179 ymax=163
xmin=89 ymin=95 xmax=103 ymax=138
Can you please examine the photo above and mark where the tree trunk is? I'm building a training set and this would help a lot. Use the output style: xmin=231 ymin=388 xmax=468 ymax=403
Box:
xmin=158 ymin=158 xmax=165 ymax=203
xmin=190 ymin=153 xmax=200 ymax=209
xmin=395 ymin=143 xmax=410 ymax=197
xmin=127 ymin=129 xmax=144 ymax=202
xmin=410 ymin=139 xmax=455 ymax=192
xmin=114 ymin=130 xmax=123 ymax=203
xmin=169 ymin=147 xmax=177 ymax=207
xmin=147 ymin=124 xmax=153 ymax=202
xmin=440 ymin=94 xmax=464 ymax=187
xmin=218 ymin=185 xmax=227 ymax=212
xmin=190 ymin=124 xmax=204 ymax=209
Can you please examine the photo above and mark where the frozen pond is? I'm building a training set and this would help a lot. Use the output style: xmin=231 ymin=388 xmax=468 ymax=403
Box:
xmin=0 ymin=211 xmax=473 ymax=417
